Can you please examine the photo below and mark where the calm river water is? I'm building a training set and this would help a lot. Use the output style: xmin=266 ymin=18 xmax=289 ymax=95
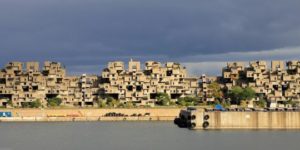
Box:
xmin=0 ymin=122 xmax=299 ymax=150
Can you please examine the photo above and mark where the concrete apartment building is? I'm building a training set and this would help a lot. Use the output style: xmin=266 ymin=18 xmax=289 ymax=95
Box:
xmin=1 ymin=59 xmax=300 ymax=108
xmin=99 ymin=59 xmax=199 ymax=106
xmin=0 ymin=60 xmax=199 ymax=107
xmin=0 ymin=61 xmax=99 ymax=107
xmin=222 ymin=60 xmax=300 ymax=107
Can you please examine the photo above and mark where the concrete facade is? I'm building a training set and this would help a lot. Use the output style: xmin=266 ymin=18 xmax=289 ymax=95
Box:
xmin=0 ymin=60 xmax=199 ymax=107
xmin=100 ymin=59 xmax=199 ymax=106
xmin=0 ymin=61 xmax=99 ymax=107
xmin=222 ymin=60 xmax=300 ymax=107
xmin=1 ymin=59 xmax=300 ymax=108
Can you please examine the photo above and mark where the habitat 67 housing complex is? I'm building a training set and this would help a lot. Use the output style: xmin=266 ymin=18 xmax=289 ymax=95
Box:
xmin=0 ymin=60 xmax=198 ymax=108
xmin=1 ymin=59 xmax=300 ymax=108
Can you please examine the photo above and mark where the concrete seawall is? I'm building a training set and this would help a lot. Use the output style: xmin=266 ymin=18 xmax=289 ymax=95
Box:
xmin=192 ymin=111 xmax=300 ymax=129
xmin=0 ymin=108 xmax=180 ymax=122
xmin=0 ymin=116 xmax=175 ymax=122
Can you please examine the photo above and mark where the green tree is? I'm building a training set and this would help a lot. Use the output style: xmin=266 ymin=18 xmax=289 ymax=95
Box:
xmin=177 ymin=97 xmax=198 ymax=106
xmin=20 ymin=100 xmax=42 ymax=108
xmin=256 ymin=99 xmax=267 ymax=108
xmin=207 ymin=82 xmax=223 ymax=99
xmin=241 ymin=87 xmax=256 ymax=100
xmin=107 ymin=99 xmax=119 ymax=107
xmin=98 ymin=101 xmax=107 ymax=108
xmin=118 ymin=103 xmax=125 ymax=108
xmin=7 ymin=99 xmax=13 ymax=107
xmin=96 ymin=97 xmax=107 ymax=108
xmin=229 ymin=86 xmax=255 ymax=105
xmin=177 ymin=98 xmax=187 ymax=106
xmin=125 ymin=101 xmax=134 ymax=108
xmin=106 ymin=96 xmax=114 ymax=104
xmin=221 ymin=99 xmax=231 ymax=108
xmin=30 ymin=99 xmax=42 ymax=108
xmin=229 ymin=86 xmax=244 ymax=104
xmin=21 ymin=102 xmax=30 ymax=108
xmin=240 ymin=100 xmax=248 ymax=108
xmin=156 ymin=93 xmax=171 ymax=106
xmin=103 ymin=96 xmax=120 ymax=108
xmin=47 ymin=97 xmax=62 ymax=107
xmin=286 ymin=100 xmax=299 ymax=107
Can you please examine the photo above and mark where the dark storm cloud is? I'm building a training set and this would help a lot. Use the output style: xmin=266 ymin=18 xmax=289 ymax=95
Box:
xmin=0 ymin=0 xmax=300 ymax=74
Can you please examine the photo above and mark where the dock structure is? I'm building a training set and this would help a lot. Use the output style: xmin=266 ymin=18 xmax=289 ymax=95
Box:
xmin=176 ymin=108 xmax=300 ymax=130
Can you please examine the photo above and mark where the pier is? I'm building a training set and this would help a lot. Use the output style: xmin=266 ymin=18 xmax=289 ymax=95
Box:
xmin=176 ymin=108 xmax=300 ymax=130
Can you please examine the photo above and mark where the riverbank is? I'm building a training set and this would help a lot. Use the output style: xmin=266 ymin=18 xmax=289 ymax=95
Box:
xmin=0 ymin=108 xmax=180 ymax=122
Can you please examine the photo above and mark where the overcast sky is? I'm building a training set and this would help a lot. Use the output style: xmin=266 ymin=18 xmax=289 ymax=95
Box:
xmin=1 ymin=0 xmax=300 ymax=76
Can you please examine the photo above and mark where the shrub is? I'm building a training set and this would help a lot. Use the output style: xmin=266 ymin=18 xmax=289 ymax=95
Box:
xmin=240 ymin=100 xmax=248 ymax=108
xmin=156 ymin=93 xmax=171 ymax=106
xmin=20 ymin=99 xmax=42 ymax=108
xmin=30 ymin=99 xmax=42 ymax=108
xmin=256 ymin=99 xmax=267 ymax=108
xmin=47 ymin=97 xmax=62 ymax=107
xmin=242 ymin=87 xmax=256 ymax=100
xmin=229 ymin=86 xmax=255 ymax=105
xmin=7 ymin=99 xmax=13 ymax=107
xmin=98 ymin=101 xmax=107 ymax=108
xmin=207 ymin=82 xmax=223 ymax=99
xmin=125 ymin=101 xmax=134 ymax=108
xmin=177 ymin=97 xmax=198 ymax=106
xmin=286 ymin=100 xmax=299 ymax=107
xmin=107 ymin=99 xmax=119 ymax=107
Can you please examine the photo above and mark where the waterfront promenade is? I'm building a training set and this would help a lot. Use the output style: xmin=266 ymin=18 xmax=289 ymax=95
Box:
xmin=0 ymin=108 xmax=180 ymax=122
